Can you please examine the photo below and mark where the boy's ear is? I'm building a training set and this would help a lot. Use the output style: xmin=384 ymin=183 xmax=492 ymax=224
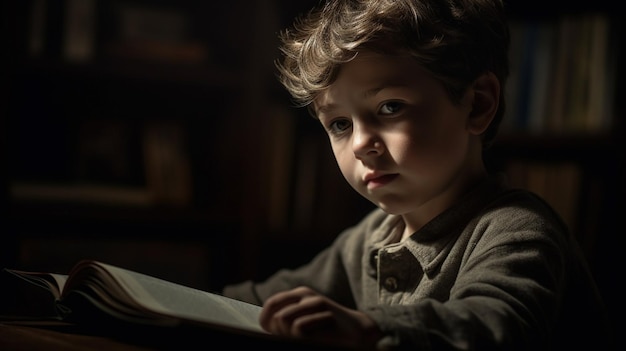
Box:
xmin=467 ymin=72 xmax=500 ymax=135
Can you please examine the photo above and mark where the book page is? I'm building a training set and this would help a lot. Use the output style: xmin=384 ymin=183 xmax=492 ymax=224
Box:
xmin=3 ymin=270 xmax=68 ymax=298
xmin=0 ymin=269 xmax=69 ymax=320
xmin=91 ymin=262 xmax=265 ymax=333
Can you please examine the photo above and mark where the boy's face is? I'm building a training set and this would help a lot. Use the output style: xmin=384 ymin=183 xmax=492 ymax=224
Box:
xmin=313 ymin=51 xmax=486 ymax=222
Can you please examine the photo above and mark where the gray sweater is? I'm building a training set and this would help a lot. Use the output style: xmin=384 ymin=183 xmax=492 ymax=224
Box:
xmin=223 ymin=175 xmax=612 ymax=350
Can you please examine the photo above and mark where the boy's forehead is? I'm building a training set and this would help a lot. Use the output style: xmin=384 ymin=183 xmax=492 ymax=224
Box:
xmin=314 ymin=52 xmax=432 ymax=104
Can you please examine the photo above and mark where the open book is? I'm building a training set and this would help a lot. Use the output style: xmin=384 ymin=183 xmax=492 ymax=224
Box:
xmin=0 ymin=260 xmax=265 ymax=336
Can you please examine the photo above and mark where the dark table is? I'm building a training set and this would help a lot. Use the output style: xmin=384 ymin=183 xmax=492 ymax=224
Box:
xmin=0 ymin=320 xmax=359 ymax=350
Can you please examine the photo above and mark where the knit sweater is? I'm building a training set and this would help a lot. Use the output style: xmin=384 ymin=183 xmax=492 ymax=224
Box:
xmin=223 ymin=175 xmax=612 ymax=350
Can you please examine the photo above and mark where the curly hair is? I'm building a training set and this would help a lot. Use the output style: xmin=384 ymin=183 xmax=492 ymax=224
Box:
xmin=276 ymin=0 xmax=510 ymax=148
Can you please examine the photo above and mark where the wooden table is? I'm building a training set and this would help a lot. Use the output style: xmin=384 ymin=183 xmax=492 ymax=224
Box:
xmin=0 ymin=320 xmax=358 ymax=350
xmin=1 ymin=322 xmax=153 ymax=351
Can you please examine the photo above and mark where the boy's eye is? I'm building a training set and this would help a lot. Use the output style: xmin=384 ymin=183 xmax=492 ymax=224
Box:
xmin=379 ymin=102 xmax=403 ymax=115
xmin=328 ymin=118 xmax=352 ymax=135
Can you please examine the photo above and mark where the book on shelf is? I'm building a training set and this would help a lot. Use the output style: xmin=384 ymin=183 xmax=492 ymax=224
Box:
xmin=105 ymin=3 xmax=209 ymax=65
xmin=142 ymin=121 xmax=193 ymax=206
xmin=525 ymin=20 xmax=556 ymax=133
xmin=0 ymin=260 xmax=265 ymax=336
xmin=503 ymin=13 xmax=615 ymax=134
xmin=63 ymin=0 xmax=97 ymax=62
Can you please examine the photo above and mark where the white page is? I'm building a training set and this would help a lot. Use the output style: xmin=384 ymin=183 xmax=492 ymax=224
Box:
xmin=96 ymin=262 xmax=265 ymax=333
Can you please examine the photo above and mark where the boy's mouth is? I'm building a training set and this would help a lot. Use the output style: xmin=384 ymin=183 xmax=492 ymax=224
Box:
xmin=364 ymin=173 xmax=398 ymax=189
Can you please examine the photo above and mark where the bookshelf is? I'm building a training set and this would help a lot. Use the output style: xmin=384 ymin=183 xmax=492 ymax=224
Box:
xmin=1 ymin=0 xmax=266 ymax=291
xmin=496 ymin=0 xmax=624 ymax=334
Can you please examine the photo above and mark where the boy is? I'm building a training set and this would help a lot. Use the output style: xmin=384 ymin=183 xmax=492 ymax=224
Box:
xmin=223 ymin=0 xmax=612 ymax=349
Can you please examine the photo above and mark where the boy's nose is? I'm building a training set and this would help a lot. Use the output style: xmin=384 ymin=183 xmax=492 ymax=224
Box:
xmin=353 ymin=123 xmax=383 ymax=159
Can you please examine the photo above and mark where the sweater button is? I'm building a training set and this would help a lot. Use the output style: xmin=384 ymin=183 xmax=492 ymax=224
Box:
xmin=383 ymin=276 xmax=398 ymax=291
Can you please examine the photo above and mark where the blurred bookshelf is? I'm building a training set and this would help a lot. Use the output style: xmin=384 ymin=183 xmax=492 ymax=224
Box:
xmin=1 ymin=0 xmax=269 ymax=291
xmin=491 ymin=0 xmax=624 ymax=333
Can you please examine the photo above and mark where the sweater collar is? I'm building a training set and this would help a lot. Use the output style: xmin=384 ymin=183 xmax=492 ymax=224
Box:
xmin=368 ymin=174 xmax=510 ymax=276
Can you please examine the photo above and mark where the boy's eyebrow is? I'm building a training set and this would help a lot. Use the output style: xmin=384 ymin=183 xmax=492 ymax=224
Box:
xmin=362 ymin=86 xmax=384 ymax=98
xmin=363 ymin=83 xmax=410 ymax=99
xmin=315 ymin=103 xmax=337 ymax=116
xmin=315 ymin=83 xmax=408 ymax=114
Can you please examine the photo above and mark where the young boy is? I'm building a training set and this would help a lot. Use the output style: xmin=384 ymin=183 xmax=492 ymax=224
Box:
xmin=223 ymin=0 xmax=612 ymax=349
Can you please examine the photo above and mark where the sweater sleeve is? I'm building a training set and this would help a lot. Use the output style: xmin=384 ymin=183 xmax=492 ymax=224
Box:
xmin=222 ymin=240 xmax=353 ymax=307
xmin=221 ymin=209 xmax=386 ymax=307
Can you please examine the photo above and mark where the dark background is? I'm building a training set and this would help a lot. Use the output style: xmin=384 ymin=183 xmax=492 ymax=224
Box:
xmin=1 ymin=0 xmax=623 ymax=337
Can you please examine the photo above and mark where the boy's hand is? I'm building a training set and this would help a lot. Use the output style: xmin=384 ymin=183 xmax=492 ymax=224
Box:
xmin=259 ymin=286 xmax=383 ymax=349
